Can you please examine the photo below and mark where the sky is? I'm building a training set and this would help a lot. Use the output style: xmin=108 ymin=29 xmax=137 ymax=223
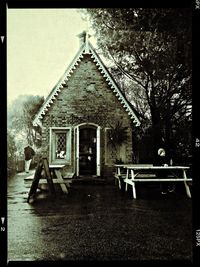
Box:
xmin=7 ymin=8 xmax=96 ymax=104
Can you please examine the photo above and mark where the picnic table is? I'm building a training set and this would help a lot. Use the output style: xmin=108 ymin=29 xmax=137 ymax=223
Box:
xmin=115 ymin=164 xmax=192 ymax=199
xmin=25 ymin=158 xmax=74 ymax=202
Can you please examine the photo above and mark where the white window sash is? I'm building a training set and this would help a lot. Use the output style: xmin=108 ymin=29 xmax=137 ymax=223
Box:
xmin=49 ymin=127 xmax=72 ymax=165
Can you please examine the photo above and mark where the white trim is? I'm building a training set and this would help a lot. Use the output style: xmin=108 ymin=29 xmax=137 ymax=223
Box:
xmin=33 ymin=41 xmax=140 ymax=127
xmin=50 ymin=127 xmax=72 ymax=130
xmin=49 ymin=127 xmax=72 ymax=165
xmin=49 ymin=165 xmax=65 ymax=168
xmin=75 ymin=123 xmax=101 ymax=176
xmin=89 ymin=44 xmax=141 ymax=126
xmin=73 ymin=127 xmax=76 ymax=174
xmin=33 ymin=46 xmax=85 ymax=126
xmin=76 ymin=122 xmax=100 ymax=128
xmin=96 ymin=126 xmax=101 ymax=176
xmin=49 ymin=127 xmax=52 ymax=164
xmin=76 ymin=126 xmax=80 ymax=176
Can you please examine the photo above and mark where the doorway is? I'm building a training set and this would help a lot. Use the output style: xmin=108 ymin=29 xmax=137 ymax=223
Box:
xmin=76 ymin=123 xmax=101 ymax=176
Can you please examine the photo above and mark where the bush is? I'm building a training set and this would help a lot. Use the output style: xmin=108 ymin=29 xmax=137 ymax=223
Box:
xmin=7 ymin=131 xmax=17 ymax=177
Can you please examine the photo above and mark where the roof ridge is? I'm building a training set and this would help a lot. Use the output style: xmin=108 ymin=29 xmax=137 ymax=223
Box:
xmin=33 ymin=45 xmax=86 ymax=125
xmin=88 ymin=42 xmax=140 ymax=126
xmin=33 ymin=41 xmax=141 ymax=127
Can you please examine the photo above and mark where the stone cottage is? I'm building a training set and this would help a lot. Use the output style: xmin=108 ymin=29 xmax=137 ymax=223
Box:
xmin=33 ymin=32 xmax=140 ymax=179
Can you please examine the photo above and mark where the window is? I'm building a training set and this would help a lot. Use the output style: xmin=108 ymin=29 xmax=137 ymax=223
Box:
xmin=50 ymin=127 xmax=71 ymax=165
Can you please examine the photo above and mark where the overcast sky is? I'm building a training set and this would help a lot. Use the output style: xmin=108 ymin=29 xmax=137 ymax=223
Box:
xmin=7 ymin=8 xmax=97 ymax=104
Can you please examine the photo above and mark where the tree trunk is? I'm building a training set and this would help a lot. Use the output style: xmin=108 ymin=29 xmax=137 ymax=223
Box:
xmin=163 ymin=100 xmax=173 ymax=161
xmin=150 ymin=106 xmax=163 ymax=164
xmin=164 ymin=114 xmax=173 ymax=162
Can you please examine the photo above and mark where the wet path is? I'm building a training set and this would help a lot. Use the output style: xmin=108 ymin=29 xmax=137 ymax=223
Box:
xmin=8 ymin=170 xmax=193 ymax=261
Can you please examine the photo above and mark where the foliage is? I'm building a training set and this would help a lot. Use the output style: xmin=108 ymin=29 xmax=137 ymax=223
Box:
xmin=7 ymin=130 xmax=17 ymax=177
xmin=8 ymin=94 xmax=44 ymax=149
xmin=85 ymin=8 xmax=192 ymax=160
xmin=108 ymin=121 xmax=129 ymax=150
xmin=22 ymin=96 xmax=44 ymax=147
xmin=7 ymin=95 xmax=44 ymax=171
xmin=196 ymin=0 xmax=200 ymax=9
xmin=171 ymin=118 xmax=192 ymax=164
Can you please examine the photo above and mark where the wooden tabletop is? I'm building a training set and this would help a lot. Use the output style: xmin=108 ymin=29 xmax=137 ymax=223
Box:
xmin=115 ymin=164 xmax=190 ymax=170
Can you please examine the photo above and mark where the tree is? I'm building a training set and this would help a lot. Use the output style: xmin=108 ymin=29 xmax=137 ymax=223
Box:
xmin=8 ymin=95 xmax=45 ymax=153
xmin=84 ymin=8 xmax=192 ymax=161
xmin=7 ymin=130 xmax=17 ymax=177
xmin=22 ymin=96 xmax=44 ymax=147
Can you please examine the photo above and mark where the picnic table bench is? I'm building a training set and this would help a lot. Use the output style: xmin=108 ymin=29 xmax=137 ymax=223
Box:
xmin=115 ymin=164 xmax=192 ymax=199
xmin=24 ymin=170 xmax=74 ymax=192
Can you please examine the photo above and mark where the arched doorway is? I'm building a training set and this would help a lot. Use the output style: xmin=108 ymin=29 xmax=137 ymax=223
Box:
xmin=75 ymin=123 xmax=101 ymax=176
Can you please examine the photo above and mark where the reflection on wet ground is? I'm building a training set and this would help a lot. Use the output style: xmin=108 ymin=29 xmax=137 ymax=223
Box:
xmin=8 ymin=170 xmax=193 ymax=262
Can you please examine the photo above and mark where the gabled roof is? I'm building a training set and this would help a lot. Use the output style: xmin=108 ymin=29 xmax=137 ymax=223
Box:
xmin=33 ymin=34 xmax=141 ymax=127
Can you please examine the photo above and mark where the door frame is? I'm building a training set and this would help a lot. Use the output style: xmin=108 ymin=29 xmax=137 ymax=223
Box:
xmin=75 ymin=123 xmax=101 ymax=176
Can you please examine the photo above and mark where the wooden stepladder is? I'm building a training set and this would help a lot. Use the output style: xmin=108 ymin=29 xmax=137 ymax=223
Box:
xmin=27 ymin=157 xmax=56 ymax=203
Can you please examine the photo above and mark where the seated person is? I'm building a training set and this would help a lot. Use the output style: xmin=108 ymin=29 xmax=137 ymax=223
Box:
xmin=156 ymin=147 xmax=175 ymax=195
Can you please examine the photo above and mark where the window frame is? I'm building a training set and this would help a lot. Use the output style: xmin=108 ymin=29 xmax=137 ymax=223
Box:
xmin=49 ymin=127 xmax=72 ymax=165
